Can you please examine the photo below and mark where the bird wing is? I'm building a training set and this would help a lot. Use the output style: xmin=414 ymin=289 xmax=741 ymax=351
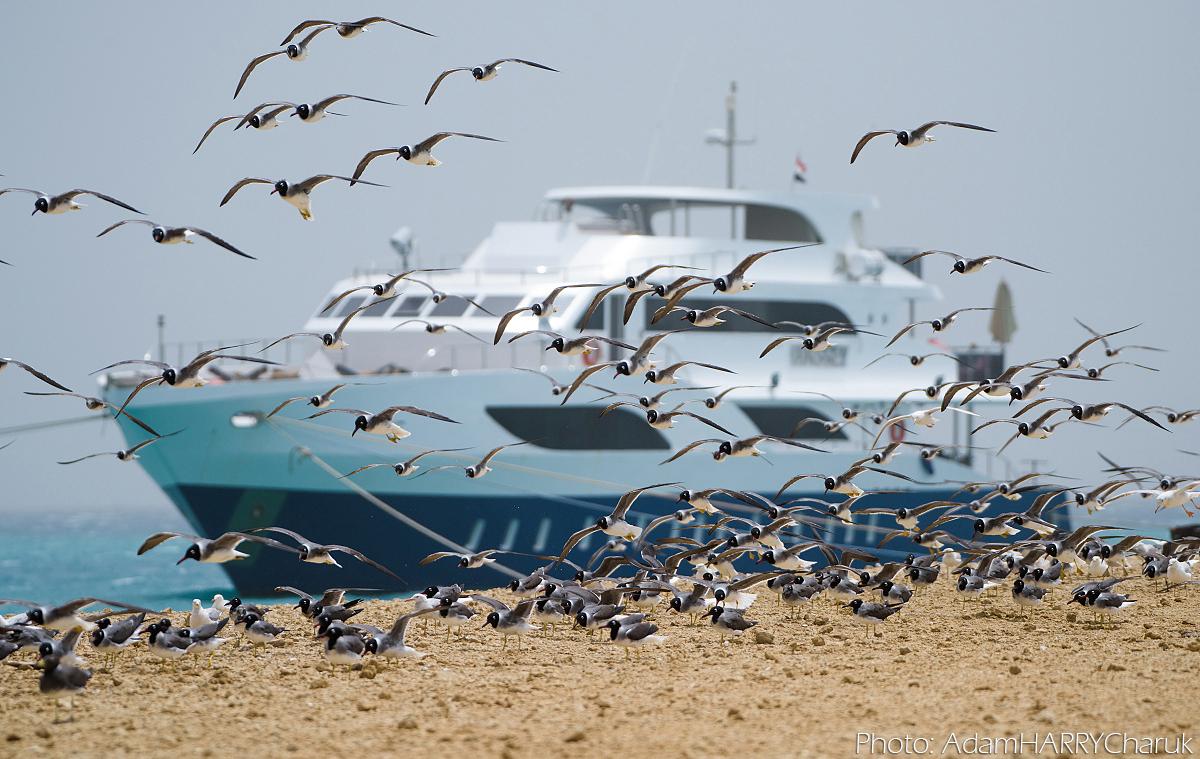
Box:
xmin=320 ymin=285 xmax=375 ymax=314
xmin=578 ymin=283 xmax=626 ymax=330
xmin=726 ymin=307 xmax=779 ymax=329
xmin=506 ymin=329 xmax=560 ymax=344
xmin=884 ymin=321 xmax=932 ymax=348
xmin=900 ymin=250 xmax=957 ymax=266
xmin=352 ymin=17 xmax=435 ymax=36
xmin=249 ymin=526 xmax=310 ymax=546
xmin=223 ymin=531 xmax=301 ymax=554
xmin=659 ymin=438 xmax=723 ymax=466
xmin=419 ymin=552 xmax=461 ymax=566
xmin=136 ymin=532 xmax=196 ymax=555
xmin=219 ymin=177 xmax=273 ymax=206
xmin=112 ymin=376 xmax=165 ymax=419
xmin=57 ymin=452 xmax=117 ymax=465
xmin=556 ymin=525 xmax=602 ymax=560
xmin=381 ymin=405 xmax=458 ymax=424
xmin=96 ymin=219 xmax=155 ymax=239
xmin=234 ymin=50 xmax=286 ymax=98
xmin=386 ymin=607 xmax=438 ymax=642
xmin=727 ymin=244 xmax=811 ymax=280
xmin=612 ymin=482 xmax=681 ymax=520
xmin=850 ymin=130 xmax=898 ymax=164
xmin=266 ymin=396 xmax=307 ymax=418
xmin=297 ymin=174 xmax=384 ymax=194
xmin=126 ymin=430 xmax=180 ymax=455
xmin=622 ymin=288 xmax=654 ymax=324
xmin=182 ymin=228 xmax=255 ymax=259
xmin=279 ymin=19 xmax=336 ymax=45
xmin=491 ymin=58 xmax=559 ymax=71
xmin=493 ymin=305 xmax=535 ymax=344
xmin=305 ymin=408 xmax=369 ymax=419
xmin=192 ymin=115 xmax=241 ymax=154
xmin=350 ymin=148 xmax=402 ymax=183
xmin=260 ymin=333 xmax=324 ymax=352
xmin=988 ymin=256 xmax=1048 ymax=273
xmin=674 ymin=412 xmax=734 ymax=436
xmin=651 ymin=280 xmax=711 ymax=323
xmin=478 ymin=441 xmax=528 ymax=468
xmin=326 ymin=545 xmax=403 ymax=581
xmin=415 ymin=131 xmax=502 ymax=154
xmin=312 ymin=93 xmax=400 ymax=111
xmin=424 ymin=68 xmax=471 ymax=104
xmin=913 ymin=121 xmax=996 ymax=137
xmin=333 ymin=295 xmax=396 ymax=339
xmin=339 ymin=463 xmax=391 ymax=479
xmin=3 ymin=359 xmax=72 ymax=392
xmin=759 ymin=335 xmax=805 ymax=359
xmin=58 ymin=189 xmax=142 ymax=214
xmin=559 ymin=362 xmax=618 ymax=405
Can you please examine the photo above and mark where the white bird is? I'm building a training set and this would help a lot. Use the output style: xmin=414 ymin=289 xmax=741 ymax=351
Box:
xmin=872 ymin=407 xmax=977 ymax=447
xmin=850 ymin=121 xmax=995 ymax=164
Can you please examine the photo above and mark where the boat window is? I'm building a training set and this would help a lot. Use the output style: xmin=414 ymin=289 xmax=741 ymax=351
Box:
xmin=392 ymin=295 xmax=427 ymax=317
xmin=478 ymin=295 xmax=522 ymax=317
xmin=485 ymin=406 xmax=671 ymax=450
xmin=359 ymin=297 xmax=395 ymax=317
xmin=647 ymin=202 xmax=822 ymax=243
xmin=333 ymin=295 xmax=367 ymax=317
xmin=737 ymin=405 xmax=845 ymax=440
xmin=643 ymin=299 xmax=852 ymax=332
xmin=429 ymin=295 xmax=474 ymax=317
xmin=744 ymin=204 xmax=821 ymax=243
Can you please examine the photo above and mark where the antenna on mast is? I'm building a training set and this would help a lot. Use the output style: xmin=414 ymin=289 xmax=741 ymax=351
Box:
xmin=704 ymin=81 xmax=756 ymax=189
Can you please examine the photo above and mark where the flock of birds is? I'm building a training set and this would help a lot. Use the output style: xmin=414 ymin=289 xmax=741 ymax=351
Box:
xmin=3 ymin=10 xmax=1199 ymax=727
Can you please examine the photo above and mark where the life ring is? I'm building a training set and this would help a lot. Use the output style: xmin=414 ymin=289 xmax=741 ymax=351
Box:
xmin=581 ymin=348 xmax=599 ymax=366
xmin=888 ymin=422 xmax=906 ymax=443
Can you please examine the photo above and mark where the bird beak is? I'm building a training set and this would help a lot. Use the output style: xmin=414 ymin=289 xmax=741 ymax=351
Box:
xmin=269 ymin=188 xmax=279 ymax=195
xmin=176 ymin=556 xmax=187 ymax=565
xmin=30 ymin=209 xmax=39 ymax=216
xmin=351 ymin=428 xmax=358 ymax=436
xmin=544 ymin=345 xmax=553 ymax=351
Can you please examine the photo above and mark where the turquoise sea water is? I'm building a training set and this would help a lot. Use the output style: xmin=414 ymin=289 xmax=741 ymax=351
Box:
xmin=0 ymin=507 xmax=253 ymax=613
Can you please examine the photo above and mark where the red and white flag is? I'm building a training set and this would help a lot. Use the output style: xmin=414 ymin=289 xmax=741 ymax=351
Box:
xmin=793 ymin=154 xmax=808 ymax=183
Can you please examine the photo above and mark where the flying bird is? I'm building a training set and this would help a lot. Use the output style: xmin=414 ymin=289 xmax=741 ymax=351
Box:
xmin=493 ymin=283 xmax=604 ymax=344
xmin=96 ymin=220 xmax=255 ymax=259
xmin=885 ymin=308 xmax=993 ymax=348
xmin=219 ymin=174 xmax=384 ymax=221
xmin=712 ymin=244 xmax=814 ymax=293
xmin=57 ymin=430 xmax=180 ymax=465
xmin=22 ymin=391 xmax=160 ymax=436
xmin=234 ymin=26 xmax=331 ymax=98
xmin=850 ymin=121 xmax=995 ymax=164
xmin=0 ymin=187 xmax=141 ymax=216
xmin=424 ymin=59 xmax=558 ymax=104
xmin=351 ymin=133 xmax=501 ymax=179
xmin=900 ymin=250 xmax=1047 ymax=275
xmin=262 ymin=297 xmax=394 ymax=351
xmin=280 ymin=17 xmax=434 ymax=45
xmin=249 ymin=527 xmax=403 ymax=581
xmin=137 ymin=530 xmax=299 ymax=564
xmin=291 ymin=94 xmax=399 ymax=123
xmin=320 ymin=268 xmax=454 ymax=312
xmin=306 ymin=404 xmax=458 ymax=443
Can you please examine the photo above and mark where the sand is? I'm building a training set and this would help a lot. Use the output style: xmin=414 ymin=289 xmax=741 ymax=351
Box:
xmin=2 ymin=578 xmax=1198 ymax=758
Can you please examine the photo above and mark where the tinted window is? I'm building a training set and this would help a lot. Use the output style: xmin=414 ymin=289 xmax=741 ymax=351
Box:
xmin=737 ymin=405 xmax=845 ymax=440
xmin=486 ymin=406 xmax=670 ymax=450
xmin=429 ymin=295 xmax=474 ymax=317
xmin=359 ymin=297 xmax=395 ymax=317
xmin=393 ymin=295 xmax=427 ymax=317
xmin=479 ymin=295 xmax=522 ymax=317
xmin=334 ymin=295 xmax=367 ymax=317
xmin=644 ymin=298 xmax=851 ymax=332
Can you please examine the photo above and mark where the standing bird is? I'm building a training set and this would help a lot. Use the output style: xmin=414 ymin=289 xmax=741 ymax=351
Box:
xmin=96 ymin=220 xmax=255 ymax=259
xmin=249 ymin=526 xmax=403 ymax=581
xmin=846 ymin=598 xmax=905 ymax=636
xmin=37 ymin=647 xmax=91 ymax=722
xmin=351 ymin=133 xmax=501 ymax=179
xmin=220 ymin=174 xmax=384 ymax=221
xmin=472 ymin=595 xmax=541 ymax=649
xmin=233 ymin=26 xmax=332 ymax=98
xmin=0 ymin=187 xmax=142 ymax=216
xmin=366 ymin=608 xmax=440 ymax=661
xmin=900 ymin=249 xmax=1047 ymax=275
xmin=424 ymin=59 xmax=558 ymax=104
xmin=280 ymin=17 xmax=434 ymax=45
xmin=850 ymin=121 xmax=995 ymax=164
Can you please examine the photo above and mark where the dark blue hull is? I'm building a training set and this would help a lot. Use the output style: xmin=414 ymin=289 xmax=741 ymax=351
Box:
xmin=167 ymin=484 xmax=1067 ymax=595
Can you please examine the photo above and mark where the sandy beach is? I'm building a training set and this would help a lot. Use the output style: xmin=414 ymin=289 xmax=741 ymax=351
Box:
xmin=2 ymin=578 xmax=1197 ymax=758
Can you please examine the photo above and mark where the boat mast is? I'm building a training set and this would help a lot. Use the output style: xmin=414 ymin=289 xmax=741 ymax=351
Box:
xmin=705 ymin=81 xmax=756 ymax=236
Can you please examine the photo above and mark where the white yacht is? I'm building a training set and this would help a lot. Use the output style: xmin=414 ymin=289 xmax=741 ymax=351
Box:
xmin=100 ymin=184 xmax=1021 ymax=594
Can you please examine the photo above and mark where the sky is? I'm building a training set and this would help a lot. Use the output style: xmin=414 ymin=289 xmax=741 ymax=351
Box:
xmin=1 ymin=2 xmax=1197 ymax=514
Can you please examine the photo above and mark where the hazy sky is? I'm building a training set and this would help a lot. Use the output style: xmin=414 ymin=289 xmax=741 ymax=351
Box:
xmin=1 ymin=2 xmax=1197 ymax=514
